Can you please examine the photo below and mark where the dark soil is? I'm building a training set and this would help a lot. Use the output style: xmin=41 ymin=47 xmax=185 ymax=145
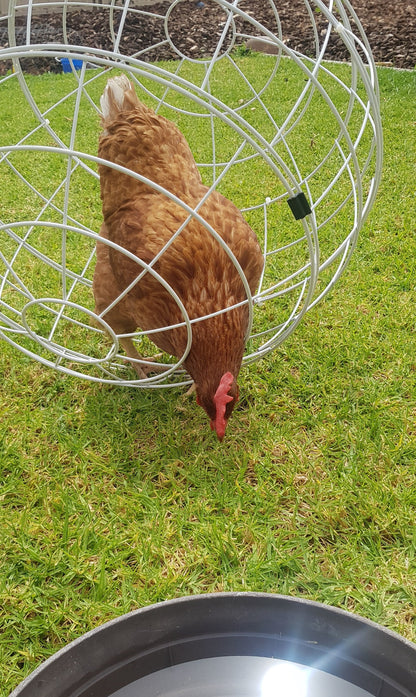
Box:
xmin=0 ymin=0 xmax=415 ymax=75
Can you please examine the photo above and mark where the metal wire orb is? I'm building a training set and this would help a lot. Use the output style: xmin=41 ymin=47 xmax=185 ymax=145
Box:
xmin=0 ymin=0 xmax=382 ymax=387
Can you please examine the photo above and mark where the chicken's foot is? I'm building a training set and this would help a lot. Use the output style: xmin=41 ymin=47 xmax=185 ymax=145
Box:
xmin=184 ymin=382 xmax=196 ymax=397
xmin=119 ymin=337 xmax=164 ymax=378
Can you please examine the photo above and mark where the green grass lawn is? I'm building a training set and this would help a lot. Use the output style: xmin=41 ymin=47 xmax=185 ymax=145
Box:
xmin=0 ymin=58 xmax=415 ymax=694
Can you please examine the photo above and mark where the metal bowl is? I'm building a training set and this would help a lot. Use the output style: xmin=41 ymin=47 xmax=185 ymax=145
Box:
xmin=9 ymin=593 xmax=416 ymax=697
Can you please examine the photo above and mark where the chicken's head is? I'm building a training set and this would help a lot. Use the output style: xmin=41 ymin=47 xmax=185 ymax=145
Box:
xmin=196 ymin=371 xmax=239 ymax=441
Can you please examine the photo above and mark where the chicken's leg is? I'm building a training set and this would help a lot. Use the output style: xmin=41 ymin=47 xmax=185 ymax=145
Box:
xmin=119 ymin=336 xmax=164 ymax=379
xmin=93 ymin=236 xmax=163 ymax=378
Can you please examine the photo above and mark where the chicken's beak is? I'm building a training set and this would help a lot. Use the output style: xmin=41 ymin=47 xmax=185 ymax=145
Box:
xmin=208 ymin=413 xmax=226 ymax=441
xmin=211 ymin=418 xmax=227 ymax=442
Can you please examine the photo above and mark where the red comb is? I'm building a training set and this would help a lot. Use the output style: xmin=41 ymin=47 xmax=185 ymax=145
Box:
xmin=213 ymin=372 xmax=234 ymax=441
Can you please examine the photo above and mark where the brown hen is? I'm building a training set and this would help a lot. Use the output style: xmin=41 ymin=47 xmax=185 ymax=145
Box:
xmin=93 ymin=75 xmax=264 ymax=440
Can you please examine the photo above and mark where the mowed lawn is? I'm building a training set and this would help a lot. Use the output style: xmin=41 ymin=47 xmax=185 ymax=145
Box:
xmin=0 ymin=59 xmax=415 ymax=694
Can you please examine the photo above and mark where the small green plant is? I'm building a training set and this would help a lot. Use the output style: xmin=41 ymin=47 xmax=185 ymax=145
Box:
xmin=231 ymin=43 xmax=252 ymax=58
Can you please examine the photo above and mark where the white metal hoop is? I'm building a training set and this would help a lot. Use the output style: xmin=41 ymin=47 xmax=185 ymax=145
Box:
xmin=0 ymin=0 xmax=383 ymax=387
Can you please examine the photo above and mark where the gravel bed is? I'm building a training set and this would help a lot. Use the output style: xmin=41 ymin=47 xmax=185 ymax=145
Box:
xmin=0 ymin=0 xmax=415 ymax=75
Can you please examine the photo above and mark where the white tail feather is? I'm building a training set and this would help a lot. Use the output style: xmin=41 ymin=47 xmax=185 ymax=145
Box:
xmin=100 ymin=75 xmax=134 ymax=121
